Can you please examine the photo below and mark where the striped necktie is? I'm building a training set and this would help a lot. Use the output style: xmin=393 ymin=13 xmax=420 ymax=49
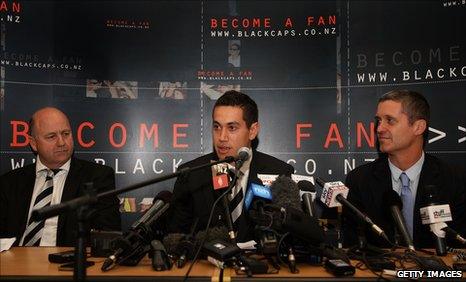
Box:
xmin=229 ymin=170 xmax=244 ymax=227
xmin=21 ymin=169 xmax=57 ymax=246
xmin=400 ymin=172 xmax=414 ymax=238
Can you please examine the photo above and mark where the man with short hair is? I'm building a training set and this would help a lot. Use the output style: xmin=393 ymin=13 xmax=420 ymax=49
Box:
xmin=0 ymin=107 xmax=121 ymax=246
xmin=168 ymin=90 xmax=294 ymax=242
xmin=343 ymin=90 xmax=466 ymax=248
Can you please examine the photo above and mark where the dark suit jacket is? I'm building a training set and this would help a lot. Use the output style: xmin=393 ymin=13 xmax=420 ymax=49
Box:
xmin=167 ymin=150 xmax=294 ymax=242
xmin=0 ymin=157 xmax=121 ymax=246
xmin=343 ymin=153 xmax=466 ymax=248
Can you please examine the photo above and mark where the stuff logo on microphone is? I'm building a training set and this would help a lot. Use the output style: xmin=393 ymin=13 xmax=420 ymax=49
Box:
xmin=420 ymin=204 xmax=453 ymax=224
xmin=433 ymin=209 xmax=450 ymax=219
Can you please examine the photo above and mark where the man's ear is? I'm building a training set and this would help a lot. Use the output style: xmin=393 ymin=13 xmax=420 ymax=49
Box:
xmin=249 ymin=122 xmax=260 ymax=141
xmin=413 ymin=119 xmax=427 ymax=136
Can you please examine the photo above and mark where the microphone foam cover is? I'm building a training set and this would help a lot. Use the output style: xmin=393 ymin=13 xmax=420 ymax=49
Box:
xmin=162 ymin=233 xmax=186 ymax=254
xmin=195 ymin=226 xmax=230 ymax=244
xmin=270 ymin=175 xmax=301 ymax=211
xmin=297 ymin=180 xmax=316 ymax=192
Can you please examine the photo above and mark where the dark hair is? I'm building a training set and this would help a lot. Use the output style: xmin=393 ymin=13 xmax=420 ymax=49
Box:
xmin=378 ymin=90 xmax=430 ymax=146
xmin=213 ymin=90 xmax=258 ymax=128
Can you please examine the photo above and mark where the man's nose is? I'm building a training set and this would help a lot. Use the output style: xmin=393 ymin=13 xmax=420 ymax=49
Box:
xmin=219 ymin=128 xmax=228 ymax=141
xmin=56 ymin=134 xmax=66 ymax=146
xmin=376 ymin=121 xmax=385 ymax=133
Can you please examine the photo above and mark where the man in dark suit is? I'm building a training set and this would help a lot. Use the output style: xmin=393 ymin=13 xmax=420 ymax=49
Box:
xmin=0 ymin=107 xmax=121 ymax=246
xmin=343 ymin=90 xmax=466 ymax=248
xmin=167 ymin=91 xmax=294 ymax=242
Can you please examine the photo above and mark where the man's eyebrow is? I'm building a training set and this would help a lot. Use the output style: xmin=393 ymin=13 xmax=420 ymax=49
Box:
xmin=213 ymin=121 xmax=240 ymax=125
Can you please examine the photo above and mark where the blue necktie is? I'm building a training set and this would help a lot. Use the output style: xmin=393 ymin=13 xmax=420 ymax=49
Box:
xmin=400 ymin=172 xmax=414 ymax=238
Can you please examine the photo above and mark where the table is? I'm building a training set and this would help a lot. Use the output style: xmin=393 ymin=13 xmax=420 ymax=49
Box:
xmin=0 ymin=247 xmax=218 ymax=281
xmin=0 ymin=247 xmax=464 ymax=281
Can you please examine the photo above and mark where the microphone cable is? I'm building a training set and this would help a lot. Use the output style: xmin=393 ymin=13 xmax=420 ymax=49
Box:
xmin=183 ymin=167 xmax=240 ymax=282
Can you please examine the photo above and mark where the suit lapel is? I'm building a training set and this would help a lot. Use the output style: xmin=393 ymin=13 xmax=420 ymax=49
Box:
xmin=247 ymin=152 xmax=263 ymax=187
xmin=61 ymin=158 xmax=82 ymax=202
xmin=18 ymin=165 xmax=37 ymax=241
xmin=57 ymin=158 xmax=82 ymax=242
xmin=372 ymin=157 xmax=392 ymax=192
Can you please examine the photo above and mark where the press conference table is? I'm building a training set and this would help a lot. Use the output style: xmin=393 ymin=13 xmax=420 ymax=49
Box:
xmin=0 ymin=247 xmax=463 ymax=282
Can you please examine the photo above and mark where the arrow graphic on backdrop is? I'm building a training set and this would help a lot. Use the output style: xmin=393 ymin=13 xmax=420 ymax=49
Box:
xmin=428 ymin=127 xmax=446 ymax=144
xmin=459 ymin=126 xmax=466 ymax=144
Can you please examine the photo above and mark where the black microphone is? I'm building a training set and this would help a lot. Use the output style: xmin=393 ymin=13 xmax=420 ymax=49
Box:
xmin=150 ymin=240 xmax=172 ymax=271
xmin=268 ymin=175 xmax=302 ymax=230
xmin=165 ymin=226 xmax=230 ymax=260
xmin=420 ymin=185 xmax=449 ymax=256
xmin=270 ymin=175 xmax=302 ymax=211
xmin=267 ymin=176 xmax=324 ymax=246
xmin=297 ymin=180 xmax=316 ymax=217
xmin=385 ymin=190 xmax=415 ymax=251
xmin=163 ymin=218 xmax=199 ymax=268
xmin=442 ymin=226 xmax=466 ymax=245
xmin=315 ymin=177 xmax=390 ymax=243
xmin=131 ymin=190 xmax=172 ymax=230
xmin=163 ymin=233 xmax=186 ymax=255
xmin=101 ymin=190 xmax=172 ymax=271
xmin=235 ymin=147 xmax=251 ymax=169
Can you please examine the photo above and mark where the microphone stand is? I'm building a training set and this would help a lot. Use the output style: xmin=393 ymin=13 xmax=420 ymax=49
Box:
xmin=31 ymin=157 xmax=234 ymax=281
xmin=222 ymin=166 xmax=240 ymax=243
xmin=221 ymin=158 xmax=248 ymax=243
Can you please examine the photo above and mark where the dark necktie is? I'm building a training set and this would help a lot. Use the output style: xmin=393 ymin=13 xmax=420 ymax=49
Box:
xmin=229 ymin=170 xmax=244 ymax=228
xmin=21 ymin=169 xmax=59 ymax=246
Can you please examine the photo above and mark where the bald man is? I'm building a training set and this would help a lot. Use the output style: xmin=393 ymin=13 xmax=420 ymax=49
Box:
xmin=0 ymin=107 xmax=121 ymax=246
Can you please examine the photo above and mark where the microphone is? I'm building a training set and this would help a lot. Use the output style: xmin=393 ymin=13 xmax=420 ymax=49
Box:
xmin=420 ymin=185 xmax=451 ymax=256
xmin=385 ymin=190 xmax=415 ymax=251
xmin=267 ymin=176 xmax=324 ymax=246
xmin=101 ymin=190 xmax=172 ymax=271
xmin=244 ymin=183 xmax=272 ymax=210
xmin=150 ymin=240 xmax=172 ymax=271
xmin=268 ymin=175 xmax=302 ymax=230
xmin=131 ymin=190 xmax=172 ymax=230
xmin=315 ymin=177 xmax=390 ymax=243
xmin=235 ymin=147 xmax=251 ymax=169
xmin=297 ymin=180 xmax=316 ymax=217
xmin=163 ymin=218 xmax=199 ymax=268
xmin=270 ymin=175 xmax=302 ymax=211
xmin=442 ymin=227 xmax=466 ymax=245
xmin=163 ymin=226 xmax=230 ymax=268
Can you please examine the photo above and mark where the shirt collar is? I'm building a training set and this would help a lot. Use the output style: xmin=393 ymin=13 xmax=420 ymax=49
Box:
xmin=35 ymin=156 xmax=71 ymax=175
xmin=389 ymin=151 xmax=425 ymax=182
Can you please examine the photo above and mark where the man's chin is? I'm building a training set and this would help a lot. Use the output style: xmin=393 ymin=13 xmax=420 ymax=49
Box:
xmin=217 ymin=154 xmax=229 ymax=161
xmin=378 ymin=145 xmax=392 ymax=154
xmin=215 ymin=149 xmax=231 ymax=159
